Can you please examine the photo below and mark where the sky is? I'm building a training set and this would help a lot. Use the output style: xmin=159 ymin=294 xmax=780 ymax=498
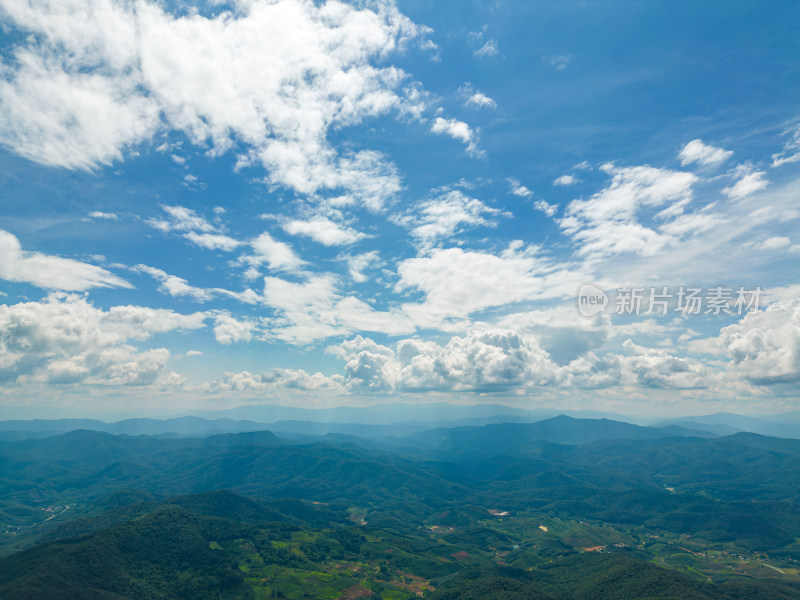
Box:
xmin=1 ymin=0 xmax=799 ymax=420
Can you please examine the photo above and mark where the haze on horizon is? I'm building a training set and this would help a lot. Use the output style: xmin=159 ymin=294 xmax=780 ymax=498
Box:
xmin=1 ymin=0 xmax=799 ymax=420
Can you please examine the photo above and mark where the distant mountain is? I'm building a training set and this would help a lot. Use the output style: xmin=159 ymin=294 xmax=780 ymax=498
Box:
xmin=0 ymin=416 xmax=272 ymax=437
xmin=653 ymin=420 xmax=741 ymax=436
xmin=654 ymin=413 xmax=800 ymax=439
xmin=3 ymin=422 xmax=800 ymax=558
xmin=195 ymin=402 xmax=540 ymax=424
xmin=0 ymin=418 xmax=107 ymax=433
xmin=9 ymin=408 xmax=800 ymax=442
xmin=406 ymin=415 xmax=715 ymax=456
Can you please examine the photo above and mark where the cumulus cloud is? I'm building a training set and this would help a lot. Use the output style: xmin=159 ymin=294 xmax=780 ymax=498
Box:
xmin=567 ymin=341 xmax=707 ymax=390
xmin=394 ymin=190 xmax=502 ymax=247
xmin=466 ymin=92 xmax=496 ymax=109
xmin=714 ymin=299 xmax=800 ymax=385
xmin=0 ymin=293 xmax=206 ymax=385
xmin=0 ymin=0 xmax=430 ymax=207
xmin=678 ymin=139 xmax=733 ymax=167
xmin=207 ymin=368 xmax=343 ymax=393
xmin=329 ymin=335 xmax=399 ymax=391
xmin=283 ymin=217 xmax=367 ymax=246
xmin=0 ymin=229 xmax=130 ymax=291
xmin=430 ymin=117 xmax=481 ymax=156
xmin=319 ymin=326 xmax=718 ymax=394
xmin=329 ymin=328 xmax=561 ymax=392
xmin=616 ymin=340 xmax=708 ymax=388
xmin=213 ymin=313 xmax=255 ymax=345
xmin=459 ymin=83 xmax=496 ymax=109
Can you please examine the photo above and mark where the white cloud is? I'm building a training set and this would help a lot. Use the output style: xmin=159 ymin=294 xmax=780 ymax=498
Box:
xmin=466 ymin=92 xmax=496 ymax=109
xmin=207 ymin=368 xmax=343 ymax=393
xmin=315 ymin=317 xmax=725 ymax=394
xmin=183 ymin=232 xmax=242 ymax=251
xmin=395 ymin=190 xmax=501 ymax=247
xmin=88 ymin=211 xmax=118 ymax=220
xmin=431 ymin=117 xmax=481 ymax=156
xmin=474 ymin=40 xmax=499 ymax=57
xmin=616 ymin=340 xmax=708 ymax=389
xmin=241 ymin=232 xmax=306 ymax=276
xmin=396 ymin=243 xmax=589 ymax=329
xmin=283 ymin=217 xmax=366 ymax=246
xmin=147 ymin=205 xmax=217 ymax=234
xmin=458 ymin=84 xmax=497 ymax=110
xmin=772 ymin=123 xmax=800 ymax=167
xmin=258 ymin=273 xmax=413 ymax=344
xmin=759 ymin=236 xmax=791 ymax=251
xmin=329 ymin=328 xmax=561 ymax=393
xmin=678 ymin=139 xmax=733 ymax=167
xmin=134 ymin=264 xmax=214 ymax=302
xmin=544 ymin=54 xmax=570 ymax=70
xmin=533 ymin=199 xmax=558 ymax=217
xmin=507 ymin=178 xmax=533 ymax=198
xmin=722 ymin=168 xmax=769 ymax=200
xmin=160 ymin=371 xmax=186 ymax=386
xmin=714 ymin=299 xmax=800 ymax=385
xmin=0 ymin=0 xmax=429 ymax=206
xmin=346 ymin=251 xmax=380 ymax=283
xmin=135 ymin=264 xmax=260 ymax=306
xmin=657 ymin=210 xmax=722 ymax=236
xmin=553 ymin=174 xmax=579 ymax=186
xmin=568 ymin=342 xmax=708 ymax=390
xmin=561 ymin=164 xmax=699 ymax=258
xmin=328 ymin=335 xmax=398 ymax=391
xmin=213 ymin=313 xmax=255 ymax=345
xmin=0 ymin=49 xmax=160 ymax=171
xmin=310 ymin=150 xmax=403 ymax=212
xmin=0 ymin=229 xmax=130 ymax=291
xmin=0 ymin=293 xmax=206 ymax=385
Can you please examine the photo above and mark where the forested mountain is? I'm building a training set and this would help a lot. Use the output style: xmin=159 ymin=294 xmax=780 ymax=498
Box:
xmin=2 ymin=416 xmax=800 ymax=598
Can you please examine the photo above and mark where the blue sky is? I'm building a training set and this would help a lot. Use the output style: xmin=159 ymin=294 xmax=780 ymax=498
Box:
xmin=1 ymin=0 xmax=799 ymax=419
